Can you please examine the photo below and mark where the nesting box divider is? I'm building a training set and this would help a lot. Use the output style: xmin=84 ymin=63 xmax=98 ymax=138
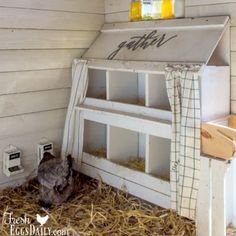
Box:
xmin=87 ymin=68 xmax=107 ymax=100
xmin=81 ymin=67 xmax=173 ymax=178
xmin=83 ymin=120 xmax=107 ymax=158
xmin=107 ymin=70 xmax=146 ymax=105
xmin=107 ymin=126 xmax=146 ymax=172
xmin=146 ymin=135 xmax=171 ymax=180
xmin=146 ymin=73 xmax=171 ymax=111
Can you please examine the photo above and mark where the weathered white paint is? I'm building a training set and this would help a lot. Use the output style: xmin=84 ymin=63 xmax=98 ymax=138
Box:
xmin=107 ymin=70 xmax=143 ymax=104
xmin=108 ymin=126 xmax=140 ymax=162
xmin=76 ymin=105 xmax=172 ymax=139
xmin=0 ymin=1 xmax=104 ymax=186
xmin=0 ymin=0 xmax=104 ymax=13
xmin=147 ymin=74 xmax=170 ymax=110
xmin=84 ymin=17 xmax=229 ymax=64
xmin=0 ymin=89 xmax=70 ymax=118
xmin=196 ymin=157 xmax=212 ymax=236
xmin=77 ymin=16 xmax=231 ymax=233
xmin=211 ymin=159 xmax=228 ymax=236
xmin=81 ymin=152 xmax=171 ymax=208
xmin=0 ymin=109 xmax=67 ymax=140
xmin=0 ymin=69 xmax=71 ymax=95
xmin=0 ymin=30 xmax=99 ymax=50
xmin=104 ymin=0 xmax=236 ymax=114
xmin=184 ymin=1 xmax=236 ymax=114
xmin=0 ymin=49 xmax=84 ymax=72
xmin=0 ymin=8 xmax=104 ymax=30
xmin=83 ymin=98 xmax=172 ymax=121
xmin=146 ymin=135 xmax=171 ymax=180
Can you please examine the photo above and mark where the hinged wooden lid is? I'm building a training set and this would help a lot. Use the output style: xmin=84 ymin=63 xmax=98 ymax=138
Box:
xmin=83 ymin=16 xmax=229 ymax=65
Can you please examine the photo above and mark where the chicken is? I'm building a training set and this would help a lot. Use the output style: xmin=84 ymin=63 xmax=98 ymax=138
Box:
xmin=36 ymin=214 xmax=49 ymax=226
xmin=37 ymin=152 xmax=75 ymax=207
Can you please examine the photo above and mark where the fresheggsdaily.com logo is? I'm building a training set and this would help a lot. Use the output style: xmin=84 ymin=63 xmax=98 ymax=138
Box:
xmin=3 ymin=212 xmax=70 ymax=236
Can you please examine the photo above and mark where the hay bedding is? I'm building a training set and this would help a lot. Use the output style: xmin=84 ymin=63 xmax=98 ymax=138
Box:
xmin=0 ymin=174 xmax=197 ymax=236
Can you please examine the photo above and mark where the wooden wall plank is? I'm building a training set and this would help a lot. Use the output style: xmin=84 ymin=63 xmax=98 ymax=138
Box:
xmin=0 ymin=0 xmax=104 ymax=14
xmin=231 ymin=53 xmax=236 ymax=76
xmin=0 ymin=49 xmax=84 ymax=72
xmin=105 ymin=0 xmax=129 ymax=13
xmin=105 ymin=11 xmax=129 ymax=23
xmin=0 ymin=69 xmax=71 ymax=95
xmin=211 ymin=160 xmax=227 ymax=236
xmin=0 ymin=109 xmax=66 ymax=140
xmin=0 ymin=0 xmax=104 ymax=187
xmin=186 ymin=3 xmax=236 ymax=26
xmin=196 ymin=157 xmax=212 ymax=236
xmin=0 ymin=29 xmax=99 ymax=50
xmin=231 ymin=77 xmax=236 ymax=100
xmin=0 ymin=8 xmax=104 ymax=30
xmin=186 ymin=0 xmax=236 ymax=7
xmin=231 ymin=27 xmax=236 ymax=51
xmin=0 ymin=89 xmax=70 ymax=118
xmin=231 ymin=101 xmax=236 ymax=113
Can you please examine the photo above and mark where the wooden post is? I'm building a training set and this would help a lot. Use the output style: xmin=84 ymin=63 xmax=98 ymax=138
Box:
xmin=211 ymin=159 xmax=228 ymax=236
xmin=77 ymin=111 xmax=84 ymax=168
xmin=232 ymin=159 xmax=236 ymax=227
xmin=196 ymin=156 xmax=212 ymax=236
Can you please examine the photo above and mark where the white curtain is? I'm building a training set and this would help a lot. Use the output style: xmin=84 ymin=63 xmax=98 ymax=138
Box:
xmin=61 ymin=59 xmax=88 ymax=159
xmin=165 ymin=64 xmax=202 ymax=219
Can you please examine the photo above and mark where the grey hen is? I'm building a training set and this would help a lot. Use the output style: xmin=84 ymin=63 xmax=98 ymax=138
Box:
xmin=37 ymin=152 xmax=75 ymax=207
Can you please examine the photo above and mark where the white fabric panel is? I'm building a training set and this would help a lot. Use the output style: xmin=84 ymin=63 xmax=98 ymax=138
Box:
xmin=165 ymin=64 xmax=201 ymax=219
xmin=61 ymin=59 xmax=88 ymax=158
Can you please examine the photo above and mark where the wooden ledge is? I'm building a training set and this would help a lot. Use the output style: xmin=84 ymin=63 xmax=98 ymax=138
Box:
xmin=201 ymin=115 xmax=236 ymax=160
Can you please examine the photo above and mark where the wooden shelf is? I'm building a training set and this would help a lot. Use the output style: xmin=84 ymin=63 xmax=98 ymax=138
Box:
xmin=83 ymin=98 xmax=172 ymax=121
xmin=81 ymin=152 xmax=171 ymax=208
xmin=77 ymin=105 xmax=171 ymax=139
xmin=201 ymin=115 xmax=236 ymax=160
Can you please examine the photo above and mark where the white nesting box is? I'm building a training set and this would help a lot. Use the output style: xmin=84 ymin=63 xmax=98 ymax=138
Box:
xmin=74 ymin=16 xmax=233 ymax=236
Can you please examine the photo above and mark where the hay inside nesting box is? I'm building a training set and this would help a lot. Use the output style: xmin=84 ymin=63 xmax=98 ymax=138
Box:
xmin=89 ymin=147 xmax=106 ymax=158
xmin=0 ymin=174 xmax=197 ymax=236
xmin=114 ymin=157 xmax=145 ymax=172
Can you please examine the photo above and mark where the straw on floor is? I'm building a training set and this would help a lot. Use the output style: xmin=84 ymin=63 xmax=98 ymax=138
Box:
xmin=0 ymin=174 xmax=196 ymax=236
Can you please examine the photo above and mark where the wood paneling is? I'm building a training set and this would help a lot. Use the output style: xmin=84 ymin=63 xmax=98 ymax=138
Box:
xmin=0 ymin=49 xmax=84 ymax=72
xmin=105 ymin=0 xmax=129 ymax=13
xmin=186 ymin=3 xmax=236 ymax=26
xmin=231 ymin=77 xmax=236 ymax=100
xmin=0 ymin=109 xmax=66 ymax=140
xmin=0 ymin=89 xmax=70 ymax=118
xmin=0 ymin=8 xmax=104 ymax=30
xmin=106 ymin=11 xmax=129 ymax=23
xmin=104 ymin=0 xmax=236 ymax=113
xmin=231 ymin=53 xmax=236 ymax=76
xmin=0 ymin=0 xmax=104 ymax=186
xmin=105 ymin=0 xmax=128 ymax=22
xmin=0 ymin=29 xmax=99 ymax=50
xmin=186 ymin=0 xmax=236 ymax=7
xmin=0 ymin=69 xmax=71 ymax=95
xmin=0 ymin=0 xmax=104 ymax=13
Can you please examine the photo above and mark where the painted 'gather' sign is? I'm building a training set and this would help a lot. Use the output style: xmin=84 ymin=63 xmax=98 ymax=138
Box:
xmin=107 ymin=30 xmax=178 ymax=60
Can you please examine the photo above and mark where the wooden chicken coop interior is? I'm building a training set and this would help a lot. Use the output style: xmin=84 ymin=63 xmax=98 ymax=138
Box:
xmin=0 ymin=1 xmax=236 ymax=236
